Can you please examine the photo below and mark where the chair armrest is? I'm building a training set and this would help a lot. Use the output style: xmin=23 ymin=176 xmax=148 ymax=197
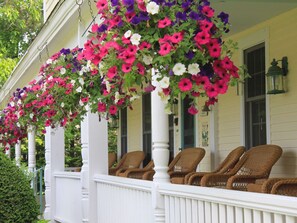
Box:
xmin=200 ymin=173 xmax=233 ymax=187
xmin=187 ymin=172 xmax=209 ymax=185
xmin=123 ymin=168 xmax=150 ymax=179
xmin=226 ymin=174 xmax=268 ymax=190
xmin=271 ymin=178 xmax=297 ymax=196
xmin=169 ymin=171 xmax=191 ymax=179
xmin=142 ymin=170 xmax=155 ymax=181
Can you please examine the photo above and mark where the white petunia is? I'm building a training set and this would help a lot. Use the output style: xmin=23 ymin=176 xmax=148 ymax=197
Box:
xmin=146 ymin=2 xmax=159 ymax=15
xmin=130 ymin=33 xmax=141 ymax=46
xmin=46 ymin=59 xmax=52 ymax=64
xmin=188 ymin=63 xmax=200 ymax=75
xmin=130 ymin=94 xmax=140 ymax=102
xmin=48 ymin=76 xmax=53 ymax=81
xmin=71 ymin=80 xmax=76 ymax=85
xmin=60 ymin=68 xmax=66 ymax=75
xmin=143 ymin=55 xmax=153 ymax=65
xmin=159 ymin=76 xmax=170 ymax=88
xmin=76 ymin=86 xmax=82 ymax=93
xmin=30 ymin=113 xmax=34 ymax=119
xmin=10 ymin=102 xmax=15 ymax=107
xmin=61 ymin=102 xmax=65 ymax=108
xmin=17 ymin=122 xmax=21 ymax=128
xmin=114 ymin=92 xmax=120 ymax=104
xmin=124 ymin=30 xmax=132 ymax=38
xmin=172 ymin=63 xmax=186 ymax=76
xmin=75 ymin=125 xmax=80 ymax=129
xmin=79 ymin=77 xmax=84 ymax=85
xmin=79 ymin=100 xmax=84 ymax=106
xmin=105 ymin=81 xmax=111 ymax=92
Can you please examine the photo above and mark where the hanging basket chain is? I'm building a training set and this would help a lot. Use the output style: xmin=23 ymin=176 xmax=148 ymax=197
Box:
xmin=76 ymin=0 xmax=84 ymax=23
xmin=88 ymin=0 xmax=95 ymax=22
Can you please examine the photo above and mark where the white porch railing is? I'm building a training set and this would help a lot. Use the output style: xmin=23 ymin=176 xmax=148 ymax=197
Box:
xmin=159 ymin=183 xmax=297 ymax=223
xmin=54 ymin=172 xmax=82 ymax=223
xmin=94 ymin=174 xmax=153 ymax=223
xmin=50 ymin=172 xmax=297 ymax=223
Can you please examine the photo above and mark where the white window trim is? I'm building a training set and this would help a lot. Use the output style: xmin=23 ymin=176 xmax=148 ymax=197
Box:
xmin=237 ymin=28 xmax=271 ymax=146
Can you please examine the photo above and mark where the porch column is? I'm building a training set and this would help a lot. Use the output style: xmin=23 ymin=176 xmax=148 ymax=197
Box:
xmin=151 ymin=69 xmax=170 ymax=223
xmin=15 ymin=141 xmax=21 ymax=167
xmin=28 ymin=126 xmax=36 ymax=173
xmin=80 ymin=109 xmax=108 ymax=223
xmin=44 ymin=126 xmax=65 ymax=221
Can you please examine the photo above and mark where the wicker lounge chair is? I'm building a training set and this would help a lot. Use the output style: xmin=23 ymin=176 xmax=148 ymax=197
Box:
xmin=186 ymin=146 xmax=245 ymax=185
xmin=247 ymin=178 xmax=297 ymax=196
xmin=118 ymin=160 xmax=154 ymax=178
xmin=108 ymin=152 xmax=117 ymax=168
xmin=141 ymin=147 xmax=206 ymax=182
xmin=109 ymin=151 xmax=145 ymax=176
xmin=200 ymin=144 xmax=282 ymax=191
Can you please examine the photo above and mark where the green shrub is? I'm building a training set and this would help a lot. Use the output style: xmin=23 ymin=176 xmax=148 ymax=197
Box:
xmin=0 ymin=152 xmax=39 ymax=223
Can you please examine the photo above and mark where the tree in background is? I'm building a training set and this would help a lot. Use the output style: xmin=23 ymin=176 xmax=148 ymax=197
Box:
xmin=0 ymin=0 xmax=43 ymax=88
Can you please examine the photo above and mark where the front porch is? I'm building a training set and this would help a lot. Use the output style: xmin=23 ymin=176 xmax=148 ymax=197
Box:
xmin=42 ymin=110 xmax=297 ymax=223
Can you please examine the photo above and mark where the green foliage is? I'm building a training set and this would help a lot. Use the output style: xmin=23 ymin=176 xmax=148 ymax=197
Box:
xmin=0 ymin=0 xmax=43 ymax=89
xmin=0 ymin=0 xmax=43 ymax=58
xmin=0 ymin=152 xmax=39 ymax=223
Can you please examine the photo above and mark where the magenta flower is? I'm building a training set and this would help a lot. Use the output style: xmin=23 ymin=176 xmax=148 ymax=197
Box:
xmin=122 ymin=63 xmax=132 ymax=73
xmin=194 ymin=31 xmax=211 ymax=45
xmin=98 ymin=102 xmax=107 ymax=112
xmin=109 ymin=105 xmax=118 ymax=115
xmin=158 ymin=42 xmax=172 ymax=56
xmin=188 ymin=105 xmax=198 ymax=115
xmin=170 ymin=32 xmax=183 ymax=44
xmin=158 ymin=17 xmax=172 ymax=28
xmin=178 ymin=78 xmax=192 ymax=92
xmin=107 ymin=66 xmax=118 ymax=79
xmin=201 ymin=6 xmax=214 ymax=18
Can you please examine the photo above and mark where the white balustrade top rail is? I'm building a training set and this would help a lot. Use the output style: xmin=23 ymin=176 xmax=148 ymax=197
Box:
xmin=159 ymin=183 xmax=297 ymax=223
xmin=54 ymin=171 xmax=81 ymax=179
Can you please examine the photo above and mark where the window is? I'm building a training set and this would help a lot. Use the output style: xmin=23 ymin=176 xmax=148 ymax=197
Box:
xmin=142 ymin=94 xmax=152 ymax=166
xmin=120 ymin=108 xmax=127 ymax=155
xmin=181 ymin=97 xmax=195 ymax=148
xmin=244 ymin=43 xmax=266 ymax=149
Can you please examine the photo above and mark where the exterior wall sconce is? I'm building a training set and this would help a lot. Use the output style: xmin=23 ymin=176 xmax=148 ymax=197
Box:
xmin=266 ymin=56 xmax=288 ymax=94
xmin=109 ymin=116 xmax=119 ymax=128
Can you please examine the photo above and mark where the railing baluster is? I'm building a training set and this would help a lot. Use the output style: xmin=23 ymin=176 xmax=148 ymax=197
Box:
xmin=211 ymin=202 xmax=219 ymax=223
xmin=227 ymin=205 xmax=235 ymax=223
xmin=219 ymin=204 xmax=227 ymax=223
xmin=263 ymin=212 xmax=273 ymax=223
xmin=235 ymin=207 xmax=244 ymax=223
xmin=244 ymin=208 xmax=253 ymax=223
xmin=253 ymin=210 xmax=262 ymax=223
xmin=198 ymin=200 xmax=205 ymax=223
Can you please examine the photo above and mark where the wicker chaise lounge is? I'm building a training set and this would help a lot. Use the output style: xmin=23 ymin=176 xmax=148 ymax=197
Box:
xmin=247 ymin=178 xmax=297 ymax=196
xmin=186 ymin=146 xmax=245 ymax=185
xmin=143 ymin=147 xmax=206 ymax=182
xmin=109 ymin=151 xmax=145 ymax=176
xmin=200 ymin=144 xmax=283 ymax=191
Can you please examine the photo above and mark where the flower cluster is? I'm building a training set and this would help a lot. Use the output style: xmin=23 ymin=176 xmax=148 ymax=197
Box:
xmin=77 ymin=0 xmax=240 ymax=115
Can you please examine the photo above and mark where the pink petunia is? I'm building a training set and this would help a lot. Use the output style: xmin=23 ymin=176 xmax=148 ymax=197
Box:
xmin=207 ymin=39 xmax=221 ymax=58
xmin=45 ymin=120 xmax=52 ymax=127
xmin=158 ymin=42 xmax=172 ymax=56
xmin=194 ymin=31 xmax=211 ymax=45
xmin=136 ymin=63 xmax=145 ymax=75
xmin=158 ymin=17 xmax=172 ymax=28
xmin=97 ymin=102 xmax=107 ymax=112
xmin=199 ymin=20 xmax=213 ymax=31
xmin=139 ymin=41 xmax=151 ymax=50
xmin=158 ymin=34 xmax=172 ymax=44
xmin=170 ymin=32 xmax=183 ymax=44
xmin=221 ymin=56 xmax=234 ymax=70
xmin=188 ymin=105 xmax=198 ymax=115
xmin=205 ymin=85 xmax=219 ymax=98
xmin=96 ymin=0 xmax=108 ymax=12
xmin=109 ymin=105 xmax=118 ymax=115
xmin=91 ymin=69 xmax=98 ymax=76
xmin=201 ymin=6 xmax=215 ymax=18
xmin=81 ymin=97 xmax=89 ymax=103
xmin=229 ymin=66 xmax=239 ymax=78
xmin=137 ymin=0 xmax=146 ymax=11
xmin=215 ymin=80 xmax=228 ymax=94
xmin=107 ymin=66 xmax=118 ymax=79
xmin=125 ymin=12 xmax=136 ymax=22
xmin=122 ymin=63 xmax=132 ymax=73
xmin=178 ymin=78 xmax=193 ymax=92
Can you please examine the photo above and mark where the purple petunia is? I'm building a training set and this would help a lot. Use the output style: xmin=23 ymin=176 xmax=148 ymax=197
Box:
xmin=60 ymin=48 xmax=71 ymax=55
xmin=189 ymin=11 xmax=201 ymax=20
xmin=139 ymin=12 xmax=149 ymax=21
xmin=123 ymin=0 xmax=134 ymax=6
xmin=218 ymin=12 xmax=229 ymax=24
xmin=185 ymin=51 xmax=195 ymax=60
xmin=200 ymin=63 xmax=214 ymax=78
xmin=176 ymin=12 xmax=187 ymax=21
xmin=98 ymin=24 xmax=108 ymax=32
xmin=111 ymin=0 xmax=119 ymax=6
xmin=131 ymin=16 xmax=141 ymax=25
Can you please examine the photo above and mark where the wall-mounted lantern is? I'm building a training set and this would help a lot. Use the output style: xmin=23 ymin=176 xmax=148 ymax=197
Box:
xmin=266 ymin=56 xmax=288 ymax=94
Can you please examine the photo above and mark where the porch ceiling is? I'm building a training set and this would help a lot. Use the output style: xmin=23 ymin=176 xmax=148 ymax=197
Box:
xmin=212 ymin=0 xmax=297 ymax=35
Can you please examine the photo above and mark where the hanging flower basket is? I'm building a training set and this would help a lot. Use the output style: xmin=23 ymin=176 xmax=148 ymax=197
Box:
xmin=78 ymin=0 xmax=241 ymax=115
